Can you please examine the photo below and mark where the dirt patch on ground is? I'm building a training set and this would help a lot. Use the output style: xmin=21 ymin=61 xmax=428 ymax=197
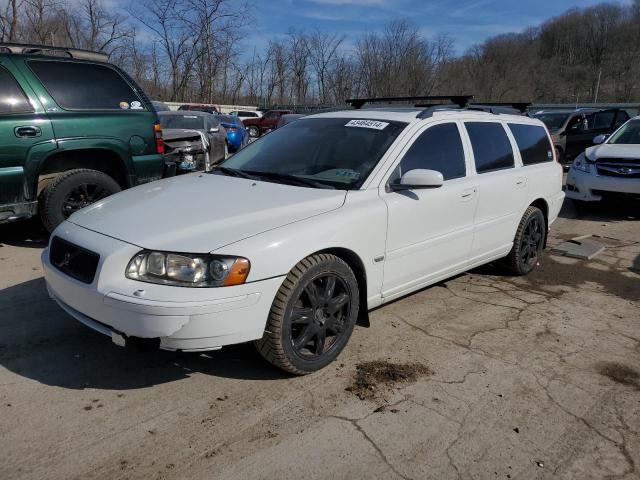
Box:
xmin=346 ymin=361 xmax=432 ymax=400
xmin=515 ymin=255 xmax=640 ymax=302
xmin=597 ymin=362 xmax=640 ymax=390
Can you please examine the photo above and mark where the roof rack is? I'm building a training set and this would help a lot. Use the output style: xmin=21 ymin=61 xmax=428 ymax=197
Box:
xmin=346 ymin=95 xmax=473 ymax=110
xmin=470 ymin=102 xmax=531 ymax=114
xmin=0 ymin=42 xmax=108 ymax=62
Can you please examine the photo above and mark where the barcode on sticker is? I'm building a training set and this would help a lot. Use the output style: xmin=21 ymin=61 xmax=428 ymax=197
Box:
xmin=345 ymin=119 xmax=389 ymax=130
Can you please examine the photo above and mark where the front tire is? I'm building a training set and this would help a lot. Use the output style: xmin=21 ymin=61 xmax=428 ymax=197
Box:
xmin=255 ymin=254 xmax=359 ymax=375
xmin=39 ymin=169 xmax=121 ymax=232
xmin=248 ymin=126 xmax=260 ymax=138
xmin=502 ymin=206 xmax=545 ymax=276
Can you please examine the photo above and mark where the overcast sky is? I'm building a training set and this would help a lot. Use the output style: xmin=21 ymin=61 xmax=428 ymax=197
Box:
xmin=244 ymin=0 xmax=632 ymax=54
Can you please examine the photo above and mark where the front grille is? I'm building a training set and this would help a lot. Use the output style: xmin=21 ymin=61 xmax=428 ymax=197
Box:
xmin=596 ymin=158 xmax=640 ymax=179
xmin=50 ymin=237 xmax=100 ymax=284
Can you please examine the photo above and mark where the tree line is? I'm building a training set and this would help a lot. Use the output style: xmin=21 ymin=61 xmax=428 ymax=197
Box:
xmin=1 ymin=0 xmax=639 ymax=106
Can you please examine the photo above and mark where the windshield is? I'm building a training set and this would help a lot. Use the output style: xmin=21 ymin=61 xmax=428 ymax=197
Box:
xmin=608 ymin=119 xmax=640 ymax=145
xmin=216 ymin=117 xmax=407 ymax=189
xmin=159 ymin=114 xmax=205 ymax=130
xmin=533 ymin=112 xmax=570 ymax=131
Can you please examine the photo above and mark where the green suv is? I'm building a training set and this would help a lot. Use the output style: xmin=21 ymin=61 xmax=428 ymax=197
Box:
xmin=0 ymin=43 xmax=165 ymax=231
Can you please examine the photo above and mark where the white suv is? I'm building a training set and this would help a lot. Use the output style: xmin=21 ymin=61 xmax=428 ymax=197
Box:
xmin=566 ymin=116 xmax=640 ymax=202
xmin=42 ymin=100 xmax=565 ymax=374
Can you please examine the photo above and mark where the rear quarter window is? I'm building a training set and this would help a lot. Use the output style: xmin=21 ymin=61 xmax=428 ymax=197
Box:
xmin=28 ymin=60 xmax=145 ymax=111
xmin=508 ymin=123 xmax=554 ymax=165
xmin=465 ymin=122 xmax=514 ymax=173
xmin=0 ymin=66 xmax=33 ymax=114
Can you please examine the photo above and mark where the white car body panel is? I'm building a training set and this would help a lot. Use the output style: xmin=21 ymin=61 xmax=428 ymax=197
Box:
xmin=69 ymin=173 xmax=346 ymax=254
xmin=43 ymin=108 xmax=565 ymax=353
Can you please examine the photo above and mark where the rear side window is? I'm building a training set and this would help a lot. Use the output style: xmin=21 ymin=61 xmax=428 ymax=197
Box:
xmin=28 ymin=60 xmax=144 ymax=111
xmin=396 ymin=123 xmax=466 ymax=181
xmin=465 ymin=122 xmax=514 ymax=173
xmin=0 ymin=67 xmax=33 ymax=114
xmin=593 ymin=111 xmax=615 ymax=129
xmin=508 ymin=123 xmax=553 ymax=165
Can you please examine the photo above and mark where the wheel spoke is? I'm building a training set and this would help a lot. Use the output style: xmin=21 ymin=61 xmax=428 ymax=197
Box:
xmin=293 ymin=324 xmax=317 ymax=350
xmin=520 ymin=244 xmax=530 ymax=262
xmin=323 ymin=276 xmax=336 ymax=301
xmin=291 ymin=307 xmax=313 ymax=325
xmin=304 ymin=281 xmax=321 ymax=307
xmin=314 ymin=329 xmax=326 ymax=355
xmin=327 ymin=293 xmax=349 ymax=314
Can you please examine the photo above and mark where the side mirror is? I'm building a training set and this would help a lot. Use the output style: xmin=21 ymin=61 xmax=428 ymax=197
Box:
xmin=390 ymin=169 xmax=444 ymax=191
xmin=593 ymin=134 xmax=608 ymax=145
xmin=210 ymin=127 xmax=219 ymax=133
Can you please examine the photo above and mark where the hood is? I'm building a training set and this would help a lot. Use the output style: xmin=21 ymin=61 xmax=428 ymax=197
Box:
xmin=69 ymin=173 xmax=346 ymax=252
xmin=585 ymin=143 xmax=640 ymax=162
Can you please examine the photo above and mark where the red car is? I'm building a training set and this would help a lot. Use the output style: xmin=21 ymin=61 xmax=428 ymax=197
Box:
xmin=243 ymin=109 xmax=293 ymax=138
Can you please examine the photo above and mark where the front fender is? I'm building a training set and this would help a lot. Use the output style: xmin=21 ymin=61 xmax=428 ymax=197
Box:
xmin=212 ymin=189 xmax=388 ymax=308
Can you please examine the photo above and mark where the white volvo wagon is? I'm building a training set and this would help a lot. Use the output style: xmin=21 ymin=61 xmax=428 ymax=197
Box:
xmin=43 ymin=99 xmax=565 ymax=374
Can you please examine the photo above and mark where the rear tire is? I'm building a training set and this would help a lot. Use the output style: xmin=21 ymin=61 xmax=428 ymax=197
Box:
xmin=255 ymin=254 xmax=359 ymax=375
xmin=39 ymin=169 xmax=121 ymax=232
xmin=502 ymin=206 xmax=545 ymax=276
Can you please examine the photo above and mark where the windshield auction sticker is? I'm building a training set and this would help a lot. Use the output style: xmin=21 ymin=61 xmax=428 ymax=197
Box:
xmin=345 ymin=119 xmax=389 ymax=130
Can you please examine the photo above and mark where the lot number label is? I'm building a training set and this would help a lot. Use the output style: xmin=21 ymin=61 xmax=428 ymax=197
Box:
xmin=345 ymin=119 xmax=389 ymax=130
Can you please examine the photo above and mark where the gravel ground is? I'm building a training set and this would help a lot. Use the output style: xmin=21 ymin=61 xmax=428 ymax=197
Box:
xmin=1 ymin=199 xmax=638 ymax=480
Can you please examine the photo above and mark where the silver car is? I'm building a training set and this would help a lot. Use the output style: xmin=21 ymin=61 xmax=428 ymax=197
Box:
xmin=158 ymin=111 xmax=227 ymax=173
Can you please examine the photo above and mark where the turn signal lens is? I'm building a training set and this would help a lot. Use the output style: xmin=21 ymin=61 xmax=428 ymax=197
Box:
xmin=154 ymin=122 xmax=164 ymax=154
xmin=223 ymin=258 xmax=251 ymax=286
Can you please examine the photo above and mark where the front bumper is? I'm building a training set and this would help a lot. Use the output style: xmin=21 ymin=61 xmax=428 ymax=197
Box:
xmin=566 ymin=166 xmax=640 ymax=201
xmin=42 ymin=222 xmax=284 ymax=352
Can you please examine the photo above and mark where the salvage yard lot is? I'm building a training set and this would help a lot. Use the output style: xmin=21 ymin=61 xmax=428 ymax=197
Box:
xmin=1 ymin=200 xmax=639 ymax=480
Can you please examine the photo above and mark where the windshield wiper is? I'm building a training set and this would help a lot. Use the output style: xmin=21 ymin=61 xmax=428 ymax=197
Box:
xmin=213 ymin=167 xmax=257 ymax=180
xmin=243 ymin=171 xmax=335 ymax=189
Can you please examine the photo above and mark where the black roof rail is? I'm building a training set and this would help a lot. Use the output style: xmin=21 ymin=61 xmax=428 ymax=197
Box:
xmin=470 ymin=102 xmax=531 ymax=114
xmin=0 ymin=42 xmax=108 ymax=62
xmin=346 ymin=95 xmax=473 ymax=110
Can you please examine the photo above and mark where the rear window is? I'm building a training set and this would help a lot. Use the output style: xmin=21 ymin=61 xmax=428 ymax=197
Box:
xmin=28 ymin=60 xmax=144 ymax=111
xmin=159 ymin=114 xmax=205 ymax=130
xmin=508 ymin=123 xmax=554 ymax=165
xmin=0 ymin=66 xmax=33 ymax=114
xmin=465 ymin=122 xmax=514 ymax=173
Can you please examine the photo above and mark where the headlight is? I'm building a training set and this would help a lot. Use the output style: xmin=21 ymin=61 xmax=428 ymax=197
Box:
xmin=126 ymin=251 xmax=250 ymax=287
xmin=572 ymin=155 xmax=591 ymax=173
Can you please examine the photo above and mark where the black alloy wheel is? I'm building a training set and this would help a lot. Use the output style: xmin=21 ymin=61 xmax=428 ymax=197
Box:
xmin=289 ymin=274 xmax=351 ymax=360
xmin=255 ymin=253 xmax=359 ymax=374
xmin=502 ymin=206 xmax=546 ymax=276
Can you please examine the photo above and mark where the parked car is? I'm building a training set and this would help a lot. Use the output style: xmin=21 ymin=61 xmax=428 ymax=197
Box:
xmin=158 ymin=111 xmax=227 ymax=172
xmin=533 ymin=108 xmax=629 ymax=163
xmin=229 ymin=110 xmax=262 ymax=121
xmin=42 ymin=100 xmax=564 ymax=374
xmin=566 ymin=116 xmax=640 ymax=203
xmin=243 ymin=109 xmax=293 ymax=137
xmin=0 ymin=42 xmax=165 ymax=232
xmin=217 ymin=114 xmax=250 ymax=152
xmin=178 ymin=104 xmax=219 ymax=114
xmin=276 ymin=113 xmax=306 ymax=129
xmin=151 ymin=100 xmax=171 ymax=112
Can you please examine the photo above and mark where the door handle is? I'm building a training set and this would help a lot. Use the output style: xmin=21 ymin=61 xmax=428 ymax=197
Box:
xmin=15 ymin=126 xmax=42 ymax=138
xmin=460 ymin=187 xmax=477 ymax=201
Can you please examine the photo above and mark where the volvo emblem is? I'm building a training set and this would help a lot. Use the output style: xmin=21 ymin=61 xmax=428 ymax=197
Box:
xmin=55 ymin=251 xmax=75 ymax=268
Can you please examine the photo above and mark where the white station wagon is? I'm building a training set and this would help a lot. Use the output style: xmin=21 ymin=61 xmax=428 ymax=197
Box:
xmin=43 ymin=97 xmax=565 ymax=374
